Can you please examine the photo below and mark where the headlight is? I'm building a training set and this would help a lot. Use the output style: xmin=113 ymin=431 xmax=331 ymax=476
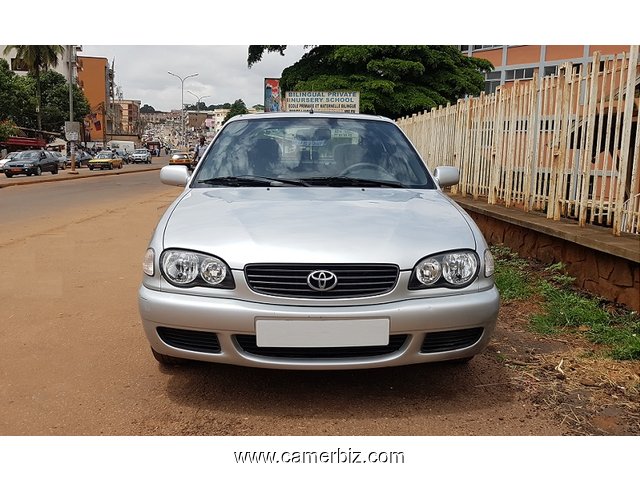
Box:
xmin=160 ymin=249 xmax=234 ymax=289
xmin=409 ymin=250 xmax=479 ymax=289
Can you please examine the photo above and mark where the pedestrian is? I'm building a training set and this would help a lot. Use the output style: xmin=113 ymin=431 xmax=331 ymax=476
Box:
xmin=193 ymin=136 xmax=206 ymax=167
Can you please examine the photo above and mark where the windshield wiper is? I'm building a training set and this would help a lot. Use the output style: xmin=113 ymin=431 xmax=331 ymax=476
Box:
xmin=302 ymin=176 xmax=406 ymax=188
xmin=198 ymin=175 xmax=309 ymax=187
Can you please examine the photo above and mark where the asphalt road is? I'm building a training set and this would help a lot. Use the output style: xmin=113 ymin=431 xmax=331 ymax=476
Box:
xmin=0 ymin=170 xmax=568 ymax=436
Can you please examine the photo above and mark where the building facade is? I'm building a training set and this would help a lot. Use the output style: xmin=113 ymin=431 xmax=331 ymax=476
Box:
xmin=76 ymin=55 xmax=109 ymax=144
xmin=113 ymin=99 xmax=141 ymax=135
xmin=461 ymin=45 xmax=633 ymax=93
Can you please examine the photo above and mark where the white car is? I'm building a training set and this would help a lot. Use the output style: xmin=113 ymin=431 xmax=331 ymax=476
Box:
xmin=0 ymin=151 xmax=20 ymax=170
xmin=131 ymin=148 xmax=151 ymax=164
xmin=139 ymin=113 xmax=499 ymax=370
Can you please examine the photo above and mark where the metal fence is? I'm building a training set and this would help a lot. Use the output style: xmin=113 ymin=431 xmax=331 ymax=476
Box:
xmin=397 ymin=46 xmax=640 ymax=236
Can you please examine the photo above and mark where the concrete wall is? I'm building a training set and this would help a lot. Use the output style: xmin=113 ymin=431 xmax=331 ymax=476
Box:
xmin=464 ymin=208 xmax=640 ymax=312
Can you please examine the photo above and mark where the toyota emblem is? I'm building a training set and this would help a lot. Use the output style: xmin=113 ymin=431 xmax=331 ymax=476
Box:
xmin=307 ymin=270 xmax=338 ymax=291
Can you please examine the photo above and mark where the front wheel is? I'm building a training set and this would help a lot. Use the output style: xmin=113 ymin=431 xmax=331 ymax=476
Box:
xmin=5 ymin=172 xmax=13 ymax=178
xmin=52 ymin=166 xmax=58 ymax=175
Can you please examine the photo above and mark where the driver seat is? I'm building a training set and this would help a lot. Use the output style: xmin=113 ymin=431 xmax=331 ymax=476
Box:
xmin=333 ymin=144 xmax=366 ymax=172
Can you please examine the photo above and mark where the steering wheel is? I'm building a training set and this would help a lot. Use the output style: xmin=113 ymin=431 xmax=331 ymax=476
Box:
xmin=339 ymin=162 xmax=393 ymax=177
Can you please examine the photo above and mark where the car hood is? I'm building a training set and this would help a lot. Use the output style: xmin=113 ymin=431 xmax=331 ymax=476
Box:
xmin=162 ymin=188 xmax=476 ymax=269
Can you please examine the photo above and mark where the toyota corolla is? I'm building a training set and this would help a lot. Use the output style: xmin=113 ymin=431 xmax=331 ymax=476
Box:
xmin=138 ymin=112 xmax=500 ymax=370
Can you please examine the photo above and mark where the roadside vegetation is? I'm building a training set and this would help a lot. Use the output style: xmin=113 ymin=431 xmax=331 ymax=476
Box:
xmin=491 ymin=244 xmax=640 ymax=361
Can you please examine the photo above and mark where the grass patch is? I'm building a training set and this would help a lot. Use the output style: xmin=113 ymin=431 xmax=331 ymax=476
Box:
xmin=491 ymin=245 xmax=533 ymax=301
xmin=491 ymin=244 xmax=640 ymax=361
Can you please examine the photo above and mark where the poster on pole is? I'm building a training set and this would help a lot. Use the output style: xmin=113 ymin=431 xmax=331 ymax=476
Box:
xmin=284 ymin=92 xmax=360 ymax=113
xmin=264 ymin=78 xmax=281 ymax=112
xmin=64 ymin=121 xmax=80 ymax=141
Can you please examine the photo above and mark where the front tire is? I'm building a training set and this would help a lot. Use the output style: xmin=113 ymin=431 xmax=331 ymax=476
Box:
xmin=52 ymin=166 xmax=58 ymax=175
xmin=151 ymin=348 xmax=189 ymax=366
xmin=5 ymin=172 xmax=13 ymax=178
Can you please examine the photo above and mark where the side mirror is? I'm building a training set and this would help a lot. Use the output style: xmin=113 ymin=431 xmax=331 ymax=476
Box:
xmin=433 ymin=166 xmax=459 ymax=188
xmin=160 ymin=165 xmax=190 ymax=187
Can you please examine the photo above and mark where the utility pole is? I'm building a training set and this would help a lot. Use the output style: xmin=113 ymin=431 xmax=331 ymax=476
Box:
xmin=67 ymin=45 xmax=78 ymax=174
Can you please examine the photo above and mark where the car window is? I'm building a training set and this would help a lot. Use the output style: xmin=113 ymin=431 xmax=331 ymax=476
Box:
xmin=17 ymin=151 xmax=41 ymax=160
xmin=191 ymin=117 xmax=434 ymax=189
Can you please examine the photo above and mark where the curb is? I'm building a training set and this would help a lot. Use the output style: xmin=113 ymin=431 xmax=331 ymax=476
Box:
xmin=0 ymin=165 xmax=164 ymax=189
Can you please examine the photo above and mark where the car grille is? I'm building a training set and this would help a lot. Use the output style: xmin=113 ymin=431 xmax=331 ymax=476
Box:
xmin=235 ymin=334 xmax=408 ymax=359
xmin=157 ymin=327 xmax=221 ymax=353
xmin=244 ymin=264 xmax=399 ymax=298
xmin=420 ymin=327 xmax=484 ymax=353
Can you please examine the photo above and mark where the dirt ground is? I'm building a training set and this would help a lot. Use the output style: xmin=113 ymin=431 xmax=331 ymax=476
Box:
xmin=0 ymin=177 xmax=638 ymax=436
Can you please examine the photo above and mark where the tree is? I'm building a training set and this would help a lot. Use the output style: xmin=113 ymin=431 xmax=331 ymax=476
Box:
xmin=0 ymin=119 xmax=19 ymax=143
xmin=140 ymin=104 xmax=156 ymax=113
xmin=2 ymin=45 xmax=66 ymax=132
xmin=247 ymin=45 xmax=493 ymax=119
xmin=0 ymin=59 xmax=35 ymax=127
xmin=35 ymin=70 xmax=90 ymax=133
xmin=223 ymin=99 xmax=248 ymax=124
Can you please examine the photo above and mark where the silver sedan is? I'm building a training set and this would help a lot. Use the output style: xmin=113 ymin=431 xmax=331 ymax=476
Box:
xmin=138 ymin=113 xmax=499 ymax=370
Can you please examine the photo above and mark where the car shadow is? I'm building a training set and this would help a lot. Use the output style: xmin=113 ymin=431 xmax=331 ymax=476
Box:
xmin=160 ymin=352 xmax=516 ymax=421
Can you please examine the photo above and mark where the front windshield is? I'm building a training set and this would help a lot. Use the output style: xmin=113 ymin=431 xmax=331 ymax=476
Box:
xmin=191 ymin=117 xmax=435 ymax=189
xmin=96 ymin=153 xmax=111 ymax=159
xmin=135 ymin=149 xmax=147 ymax=154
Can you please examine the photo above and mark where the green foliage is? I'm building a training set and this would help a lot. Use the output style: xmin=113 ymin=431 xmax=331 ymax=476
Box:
xmin=491 ymin=245 xmax=533 ymax=301
xmin=247 ymin=45 xmax=287 ymax=68
xmin=223 ymin=99 xmax=248 ymax=124
xmin=0 ymin=119 xmax=19 ymax=142
xmin=140 ymin=104 xmax=156 ymax=113
xmin=490 ymin=244 xmax=639 ymax=360
xmin=0 ymin=58 xmax=36 ymax=127
xmin=3 ymin=45 xmax=66 ymax=130
xmin=0 ymin=61 xmax=90 ymax=134
xmin=248 ymin=45 xmax=493 ymax=119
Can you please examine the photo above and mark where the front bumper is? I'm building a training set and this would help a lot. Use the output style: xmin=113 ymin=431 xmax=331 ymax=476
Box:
xmin=138 ymin=284 xmax=500 ymax=370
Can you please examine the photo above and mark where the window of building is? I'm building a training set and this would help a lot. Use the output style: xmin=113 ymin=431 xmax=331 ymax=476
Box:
xmin=10 ymin=57 xmax=28 ymax=71
xmin=505 ymin=68 xmax=536 ymax=81
xmin=484 ymin=80 xmax=501 ymax=94
xmin=543 ymin=65 xmax=558 ymax=77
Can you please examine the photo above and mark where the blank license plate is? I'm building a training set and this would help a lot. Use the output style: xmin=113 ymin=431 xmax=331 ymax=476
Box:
xmin=256 ymin=318 xmax=389 ymax=348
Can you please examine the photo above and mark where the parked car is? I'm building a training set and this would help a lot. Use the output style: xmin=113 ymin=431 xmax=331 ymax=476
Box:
xmin=65 ymin=151 xmax=93 ymax=168
xmin=3 ymin=150 xmax=59 ymax=177
xmin=50 ymin=151 xmax=66 ymax=170
xmin=131 ymin=148 xmax=151 ymax=164
xmin=0 ymin=151 xmax=20 ymax=170
xmin=169 ymin=151 xmax=192 ymax=169
xmin=88 ymin=151 xmax=123 ymax=170
xmin=139 ymin=112 xmax=500 ymax=369
xmin=116 ymin=149 xmax=131 ymax=164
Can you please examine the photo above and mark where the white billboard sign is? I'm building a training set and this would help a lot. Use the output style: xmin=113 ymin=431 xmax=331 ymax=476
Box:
xmin=284 ymin=91 xmax=360 ymax=113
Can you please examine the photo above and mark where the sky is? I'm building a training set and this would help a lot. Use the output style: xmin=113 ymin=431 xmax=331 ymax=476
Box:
xmin=80 ymin=45 xmax=307 ymax=112
xmin=2 ymin=1 xmax=632 ymax=117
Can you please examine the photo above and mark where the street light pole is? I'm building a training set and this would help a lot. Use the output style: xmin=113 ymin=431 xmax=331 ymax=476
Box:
xmin=168 ymin=71 xmax=198 ymax=148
